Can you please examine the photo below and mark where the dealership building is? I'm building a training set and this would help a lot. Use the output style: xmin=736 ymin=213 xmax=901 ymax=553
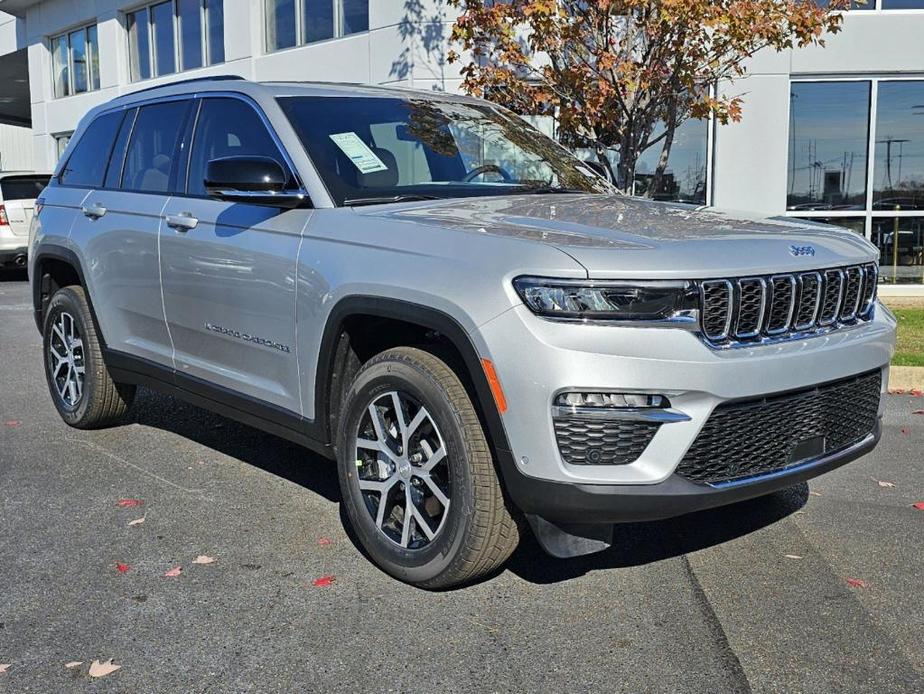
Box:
xmin=0 ymin=0 xmax=921 ymax=291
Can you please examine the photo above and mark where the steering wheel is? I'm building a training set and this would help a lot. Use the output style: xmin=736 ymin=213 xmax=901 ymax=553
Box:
xmin=462 ymin=163 xmax=514 ymax=183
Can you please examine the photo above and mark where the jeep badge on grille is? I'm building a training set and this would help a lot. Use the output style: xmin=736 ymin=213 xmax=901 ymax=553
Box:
xmin=789 ymin=245 xmax=816 ymax=257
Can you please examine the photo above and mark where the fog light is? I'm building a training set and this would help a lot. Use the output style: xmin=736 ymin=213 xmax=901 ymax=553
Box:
xmin=555 ymin=392 xmax=668 ymax=409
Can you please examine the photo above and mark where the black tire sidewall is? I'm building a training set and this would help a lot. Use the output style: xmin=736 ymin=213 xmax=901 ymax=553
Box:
xmin=337 ymin=356 xmax=476 ymax=586
xmin=43 ymin=288 xmax=98 ymax=426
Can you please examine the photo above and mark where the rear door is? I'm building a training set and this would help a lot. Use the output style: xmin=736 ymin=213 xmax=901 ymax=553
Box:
xmin=68 ymin=100 xmax=193 ymax=366
xmin=159 ymin=96 xmax=311 ymax=414
xmin=0 ymin=175 xmax=50 ymax=239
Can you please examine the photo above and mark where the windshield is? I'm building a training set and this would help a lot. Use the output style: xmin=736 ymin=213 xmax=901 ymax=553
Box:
xmin=277 ymin=96 xmax=611 ymax=206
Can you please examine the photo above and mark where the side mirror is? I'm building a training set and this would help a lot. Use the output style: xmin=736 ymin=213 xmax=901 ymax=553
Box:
xmin=204 ymin=156 xmax=307 ymax=209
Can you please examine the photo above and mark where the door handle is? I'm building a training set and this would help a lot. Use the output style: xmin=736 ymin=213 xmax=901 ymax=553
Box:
xmin=81 ymin=203 xmax=107 ymax=220
xmin=165 ymin=213 xmax=199 ymax=232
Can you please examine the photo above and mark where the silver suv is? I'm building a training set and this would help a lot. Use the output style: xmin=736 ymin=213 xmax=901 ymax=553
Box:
xmin=30 ymin=77 xmax=896 ymax=588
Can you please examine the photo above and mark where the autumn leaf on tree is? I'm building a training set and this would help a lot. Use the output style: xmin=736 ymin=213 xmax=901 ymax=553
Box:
xmin=448 ymin=0 xmax=848 ymax=193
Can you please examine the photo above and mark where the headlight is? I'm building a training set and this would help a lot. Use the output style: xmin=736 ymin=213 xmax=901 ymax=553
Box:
xmin=513 ymin=276 xmax=699 ymax=322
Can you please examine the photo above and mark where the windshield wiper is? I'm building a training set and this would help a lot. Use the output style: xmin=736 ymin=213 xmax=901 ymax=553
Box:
xmin=521 ymin=186 xmax=591 ymax=195
xmin=343 ymin=194 xmax=441 ymax=207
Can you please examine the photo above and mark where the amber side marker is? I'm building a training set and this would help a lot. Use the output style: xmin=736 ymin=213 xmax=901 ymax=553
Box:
xmin=481 ymin=358 xmax=508 ymax=414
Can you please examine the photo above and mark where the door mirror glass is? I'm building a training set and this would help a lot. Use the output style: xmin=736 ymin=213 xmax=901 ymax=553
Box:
xmin=204 ymin=155 xmax=306 ymax=208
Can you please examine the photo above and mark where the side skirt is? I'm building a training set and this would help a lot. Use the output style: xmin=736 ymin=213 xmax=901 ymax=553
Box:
xmin=103 ymin=349 xmax=333 ymax=459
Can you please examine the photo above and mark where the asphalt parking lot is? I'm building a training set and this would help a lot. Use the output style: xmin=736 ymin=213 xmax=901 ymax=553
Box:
xmin=1 ymin=269 xmax=922 ymax=693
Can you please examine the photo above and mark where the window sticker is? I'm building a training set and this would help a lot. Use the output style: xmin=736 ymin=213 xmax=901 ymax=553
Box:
xmin=329 ymin=132 xmax=389 ymax=174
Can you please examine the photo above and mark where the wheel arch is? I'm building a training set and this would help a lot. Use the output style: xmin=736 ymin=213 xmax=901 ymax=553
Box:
xmin=31 ymin=245 xmax=104 ymax=343
xmin=315 ymin=296 xmax=515 ymax=474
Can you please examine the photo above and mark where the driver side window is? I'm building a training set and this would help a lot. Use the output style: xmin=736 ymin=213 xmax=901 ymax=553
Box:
xmin=187 ymin=97 xmax=289 ymax=197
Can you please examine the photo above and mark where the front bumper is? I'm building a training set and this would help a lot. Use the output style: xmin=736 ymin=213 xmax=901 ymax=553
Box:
xmin=477 ymin=300 xmax=895 ymax=521
xmin=499 ymin=423 xmax=879 ymax=524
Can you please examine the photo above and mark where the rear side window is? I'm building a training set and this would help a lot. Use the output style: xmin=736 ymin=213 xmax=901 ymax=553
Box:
xmin=104 ymin=108 xmax=138 ymax=189
xmin=0 ymin=176 xmax=51 ymax=201
xmin=59 ymin=111 xmax=124 ymax=187
xmin=186 ymin=98 xmax=288 ymax=197
xmin=121 ymin=100 xmax=191 ymax=193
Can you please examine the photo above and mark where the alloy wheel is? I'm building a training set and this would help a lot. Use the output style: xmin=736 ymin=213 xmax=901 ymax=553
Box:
xmin=48 ymin=311 xmax=85 ymax=408
xmin=353 ymin=391 xmax=451 ymax=549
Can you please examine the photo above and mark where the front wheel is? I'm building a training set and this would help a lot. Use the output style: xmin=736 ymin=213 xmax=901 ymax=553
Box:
xmin=336 ymin=347 xmax=519 ymax=589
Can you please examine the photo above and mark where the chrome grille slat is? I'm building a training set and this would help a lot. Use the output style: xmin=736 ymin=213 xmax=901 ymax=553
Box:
xmin=699 ymin=264 xmax=878 ymax=348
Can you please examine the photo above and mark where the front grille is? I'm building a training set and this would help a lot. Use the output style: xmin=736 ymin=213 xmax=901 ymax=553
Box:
xmin=677 ymin=370 xmax=881 ymax=485
xmin=554 ymin=417 xmax=659 ymax=465
xmin=700 ymin=263 xmax=877 ymax=346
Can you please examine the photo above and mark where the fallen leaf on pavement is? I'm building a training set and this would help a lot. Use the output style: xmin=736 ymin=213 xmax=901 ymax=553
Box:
xmin=64 ymin=661 xmax=83 ymax=669
xmin=784 ymin=554 xmax=803 ymax=560
xmin=912 ymin=410 xmax=924 ymax=415
xmin=900 ymin=427 xmax=910 ymax=435
xmin=0 ymin=664 xmax=9 ymax=674
xmin=876 ymin=480 xmax=896 ymax=488
xmin=913 ymin=502 xmax=924 ymax=511
xmin=911 ymin=389 xmax=923 ymax=397
xmin=128 ymin=517 xmax=145 ymax=527
xmin=192 ymin=555 xmax=216 ymax=565
xmin=809 ymin=491 xmax=822 ymax=497
xmin=164 ymin=566 xmax=182 ymax=577
xmin=3 ymin=420 xmax=21 ymax=428
xmin=88 ymin=659 xmax=121 ymax=678
xmin=116 ymin=563 xmax=130 ymax=574
xmin=116 ymin=499 xmax=144 ymax=508
xmin=318 ymin=538 xmax=332 ymax=546
xmin=889 ymin=388 xmax=905 ymax=395
xmin=312 ymin=575 xmax=335 ymax=587
xmin=846 ymin=578 xmax=869 ymax=589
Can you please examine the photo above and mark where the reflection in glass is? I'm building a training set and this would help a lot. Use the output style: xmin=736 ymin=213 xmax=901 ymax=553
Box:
xmin=69 ymin=29 xmax=88 ymax=94
xmin=178 ymin=0 xmax=204 ymax=70
xmin=207 ymin=0 xmax=225 ymax=64
xmin=814 ymin=0 xmax=872 ymax=8
xmin=634 ymin=119 xmax=708 ymax=205
xmin=787 ymin=82 xmax=870 ymax=211
xmin=871 ymin=217 xmax=924 ymax=284
xmin=873 ymin=81 xmax=924 ymax=211
xmin=793 ymin=217 xmax=866 ymax=236
xmin=52 ymin=35 xmax=70 ymax=98
xmin=266 ymin=0 xmax=297 ymax=50
xmin=341 ymin=0 xmax=369 ymax=35
xmin=128 ymin=10 xmax=152 ymax=81
xmin=304 ymin=0 xmax=335 ymax=43
xmin=87 ymin=25 xmax=100 ymax=90
xmin=881 ymin=0 xmax=924 ymax=7
xmin=152 ymin=1 xmax=177 ymax=76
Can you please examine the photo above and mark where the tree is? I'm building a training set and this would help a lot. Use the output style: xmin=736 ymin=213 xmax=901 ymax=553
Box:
xmin=447 ymin=0 xmax=849 ymax=197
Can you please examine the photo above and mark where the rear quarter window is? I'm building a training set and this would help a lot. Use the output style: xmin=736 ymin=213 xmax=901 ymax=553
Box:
xmin=0 ymin=176 xmax=51 ymax=201
xmin=59 ymin=110 xmax=125 ymax=188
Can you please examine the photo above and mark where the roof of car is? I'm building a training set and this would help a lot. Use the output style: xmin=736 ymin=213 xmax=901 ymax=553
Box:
xmin=109 ymin=75 xmax=485 ymax=108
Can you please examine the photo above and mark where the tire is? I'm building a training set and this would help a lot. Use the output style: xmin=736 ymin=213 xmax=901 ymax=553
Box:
xmin=336 ymin=347 xmax=520 ymax=589
xmin=42 ymin=285 xmax=136 ymax=429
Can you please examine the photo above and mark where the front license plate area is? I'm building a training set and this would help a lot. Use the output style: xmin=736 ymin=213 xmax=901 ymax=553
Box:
xmin=788 ymin=435 xmax=826 ymax=464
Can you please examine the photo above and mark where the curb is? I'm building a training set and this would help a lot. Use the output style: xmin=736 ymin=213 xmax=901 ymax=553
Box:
xmin=889 ymin=365 xmax=924 ymax=392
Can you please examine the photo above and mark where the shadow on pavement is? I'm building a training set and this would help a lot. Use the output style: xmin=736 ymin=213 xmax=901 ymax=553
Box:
xmin=126 ymin=386 xmax=341 ymax=503
xmin=505 ymin=484 xmax=808 ymax=584
xmin=0 ymin=268 xmax=28 ymax=282
xmin=122 ymin=386 xmax=808 ymax=587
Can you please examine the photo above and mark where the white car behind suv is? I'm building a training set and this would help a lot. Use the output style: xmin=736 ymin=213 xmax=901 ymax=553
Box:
xmin=0 ymin=171 xmax=51 ymax=270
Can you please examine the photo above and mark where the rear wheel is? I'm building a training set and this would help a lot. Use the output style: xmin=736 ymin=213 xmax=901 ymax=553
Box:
xmin=336 ymin=347 xmax=519 ymax=589
xmin=42 ymin=285 xmax=135 ymax=428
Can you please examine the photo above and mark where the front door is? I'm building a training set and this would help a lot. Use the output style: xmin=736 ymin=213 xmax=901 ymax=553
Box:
xmin=159 ymin=97 xmax=311 ymax=414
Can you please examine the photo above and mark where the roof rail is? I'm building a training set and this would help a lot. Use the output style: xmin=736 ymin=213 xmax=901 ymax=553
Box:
xmin=123 ymin=74 xmax=247 ymax=98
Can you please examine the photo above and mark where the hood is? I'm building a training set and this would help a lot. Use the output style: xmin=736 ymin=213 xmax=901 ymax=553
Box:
xmin=355 ymin=194 xmax=878 ymax=279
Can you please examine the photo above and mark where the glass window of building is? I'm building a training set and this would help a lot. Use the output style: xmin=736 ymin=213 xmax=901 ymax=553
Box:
xmin=634 ymin=119 xmax=709 ymax=205
xmin=788 ymin=79 xmax=924 ymax=285
xmin=50 ymin=24 xmax=101 ymax=99
xmin=881 ymin=0 xmax=924 ymax=8
xmin=128 ymin=0 xmax=225 ymax=82
xmin=54 ymin=133 xmax=72 ymax=162
xmin=787 ymin=81 xmax=870 ymax=211
xmin=266 ymin=0 xmax=369 ymax=51
xmin=873 ymin=81 xmax=924 ymax=212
